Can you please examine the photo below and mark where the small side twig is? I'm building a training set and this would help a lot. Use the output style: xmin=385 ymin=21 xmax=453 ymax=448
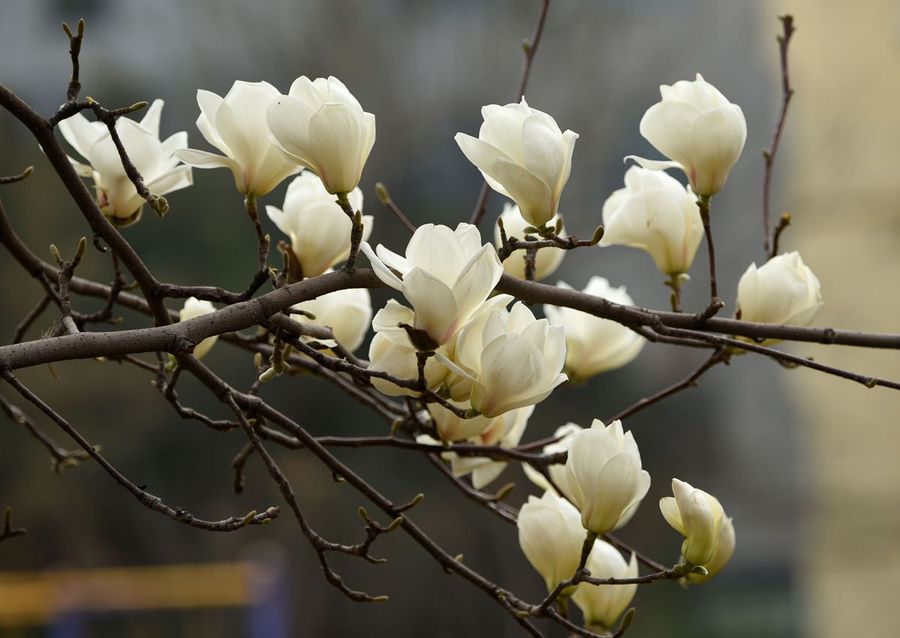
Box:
xmin=1 ymin=369 xmax=277 ymax=532
xmin=0 ymin=507 xmax=26 ymax=544
xmin=51 ymin=236 xmax=87 ymax=335
xmin=61 ymin=19 xmax=85 ymax=103
xmin=769 ymin=212 xmax=792 ymax=258
xmin=375 ymin=183 xmax=417 ymax=235
xmin=606 ymin=348 xmax=729 ymax=423
xmin=0 ymin=165 xmax=34 ymax=185
xmin=12 ymin=293 xmax=52 ymax=343
xmin=226 ymin=393 xmax=391 ymax=603
xmin=0 ymin=393 xmax=91 ymax=472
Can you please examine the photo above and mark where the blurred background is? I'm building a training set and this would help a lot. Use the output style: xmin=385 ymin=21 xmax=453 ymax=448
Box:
xmin=1 ymin=0 xmax=899 ymax=636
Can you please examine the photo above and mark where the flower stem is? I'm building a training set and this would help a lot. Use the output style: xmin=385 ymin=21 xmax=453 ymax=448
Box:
xmin=696 ymin=195 xmax=724 ymax=320
xmin=336 ymin=192 xmax=364 ymax=271
xmin=244 ymin=192 xmax=269 ymax=274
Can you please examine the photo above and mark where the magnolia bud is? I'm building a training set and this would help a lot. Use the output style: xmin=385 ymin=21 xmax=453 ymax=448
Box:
xmin=176 ymin=81 xmax=300 ymax=196
xmin=627 ymin=74 xmax=746 ymax=197
xmin=267 ymin=76 xmax=376 ymax=195
xmin=659 ymin=478 xmax=735 ymax=582
xmin=362 ymin=223 xmax=503 ymax=345
xmin=561 ymin=419 xmax=650 ymax=535
xmin=736 ymin=251 xmax=823 ymax=338
xmin=455 ymin=98 xmax=577 ymax=227
xmin=448 ymin=300 xmax=567 ymax=418
xmin=599 ymin=166 xmax=704 ymax=276
xmin=267 ymin=172 xmax=373 ymax=277
xmin=292 ymin=285 xmax=372 ymax=354
xmin=518 ymin=490 xmax=585 ymax=592
xmin=544 ymin=277 xmax=645 ymax=382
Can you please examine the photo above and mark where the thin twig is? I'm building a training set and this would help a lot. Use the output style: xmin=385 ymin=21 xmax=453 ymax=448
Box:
xmin=654 ymin=326 xmax=900 ymax=391
xmin=1 ymin=369 xmax=279 ymax=531
xmin=61 ymin=19 xmax=85 ymax=103
xmin=13 ymin=294 xmax=51 ymax=343
xmin=470 ymin=0 xmax=552 ymax=227
xmin=225 ymin=393 xmax=392 ymax=603
xmin=0 ymin=507 xmax=26 ymax=544
xmin=426 ymin=454 xmax=518 ymax=525
xmin=375 ymin=183 xmax=417 ymax=235
xmin=762 ymin=15 xmax=796 ymax=255
xmin=0 ymin=393 xmax=91 ymax=472
xmin=606 ymin=349 xmax=729 ymax=423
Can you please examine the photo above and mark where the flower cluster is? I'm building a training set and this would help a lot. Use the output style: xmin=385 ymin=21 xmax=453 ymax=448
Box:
xmin=50 ymin=58 xmax=840 ymax=635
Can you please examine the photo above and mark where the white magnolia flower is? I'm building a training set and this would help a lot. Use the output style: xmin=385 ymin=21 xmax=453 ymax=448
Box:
xmin=495 ymin=203 xmax=564 ymax=280
xmin=660 ymin=478 xmax=736 ymax=582
xmin=267 ymin=172 xmax=372 ymax=277
xmin=544 ymin=277 xmax=645 ymax=382
xmin=523 ymin=423 xmax=583 ymax=492
xmin=518 ymin=490 xmax=586 ymax=592
xmin=572 ymin=541 xmax=638 ymax=631
xmin=367 ymin=301 xmax=448 ymax=397
xmin=562 ymin=419 xmax=651 ymax=535
xmin=292 ymin=285 xmax=372 ymax=353
xmin=600 ymin=167 xmax=704 ymax=276
xmin=447 ymin=300 xmax=567 ymax=418
xmin=419 ymin=405 xmax=532 ymax=488
xmin=628 ymin=74 xmax=746 ymax=197
xmin=267 ymin=76 xmax=376 ymax=194
xmin=59 ymin=100 xmax=192 ymax=226
xmin=736 ymin=251 xmax=823 ymax=337
xmin=455 ymin=99 xmax=577 ymax=227
xmin=178 ymin=297 xmax=218 ymax=360
xmin=176 ymin=81 xmax=300 ymax=196
xmin=362 ymin=223 xmax=503 ymax=346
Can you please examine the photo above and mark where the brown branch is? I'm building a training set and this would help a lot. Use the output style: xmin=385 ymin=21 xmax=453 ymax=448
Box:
xmin=182 ymin=357 xmax=544 ymax=634
xmin=762 ymin=15 xmax=796 ymax=255
xmin=0 ymin=393 xmax=91 ymax=472
xmin=51 ymin=237 xmax=87 ymax=335
xmin=470 ymin=0 xmax=552 ymax=228
xmin=225 ymin=393 xmax=392 ymax=603
xmin=606 ymin=348 xmax=729 ymax=423
xmin=0 ymin=83 xmax=171 ymax=326
xmin=0 ymin=507 xmax=26 ymax=544
xmin=654 ymin=326 xmax=900 ymax=391
xmin=61 ymin=19 xmax=85 ymax=103
xmin=0 ymin=369 xmax=279 ymax=531
xmin=426 ymin=455 xmax=518 ymax=524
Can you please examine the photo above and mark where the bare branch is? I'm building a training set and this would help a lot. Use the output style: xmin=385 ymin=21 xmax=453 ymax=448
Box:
xmin=762 ymin=15 xmax=796 ymax=255
xmin=1 ymin=369 xmax=279 ymax=531
xmin=0 ymin=507 xmax=26 ymax=544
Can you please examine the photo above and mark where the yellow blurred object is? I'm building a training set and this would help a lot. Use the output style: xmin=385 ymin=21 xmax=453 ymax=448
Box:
xmin=0 ymin=562 xmax=259 ymax=626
